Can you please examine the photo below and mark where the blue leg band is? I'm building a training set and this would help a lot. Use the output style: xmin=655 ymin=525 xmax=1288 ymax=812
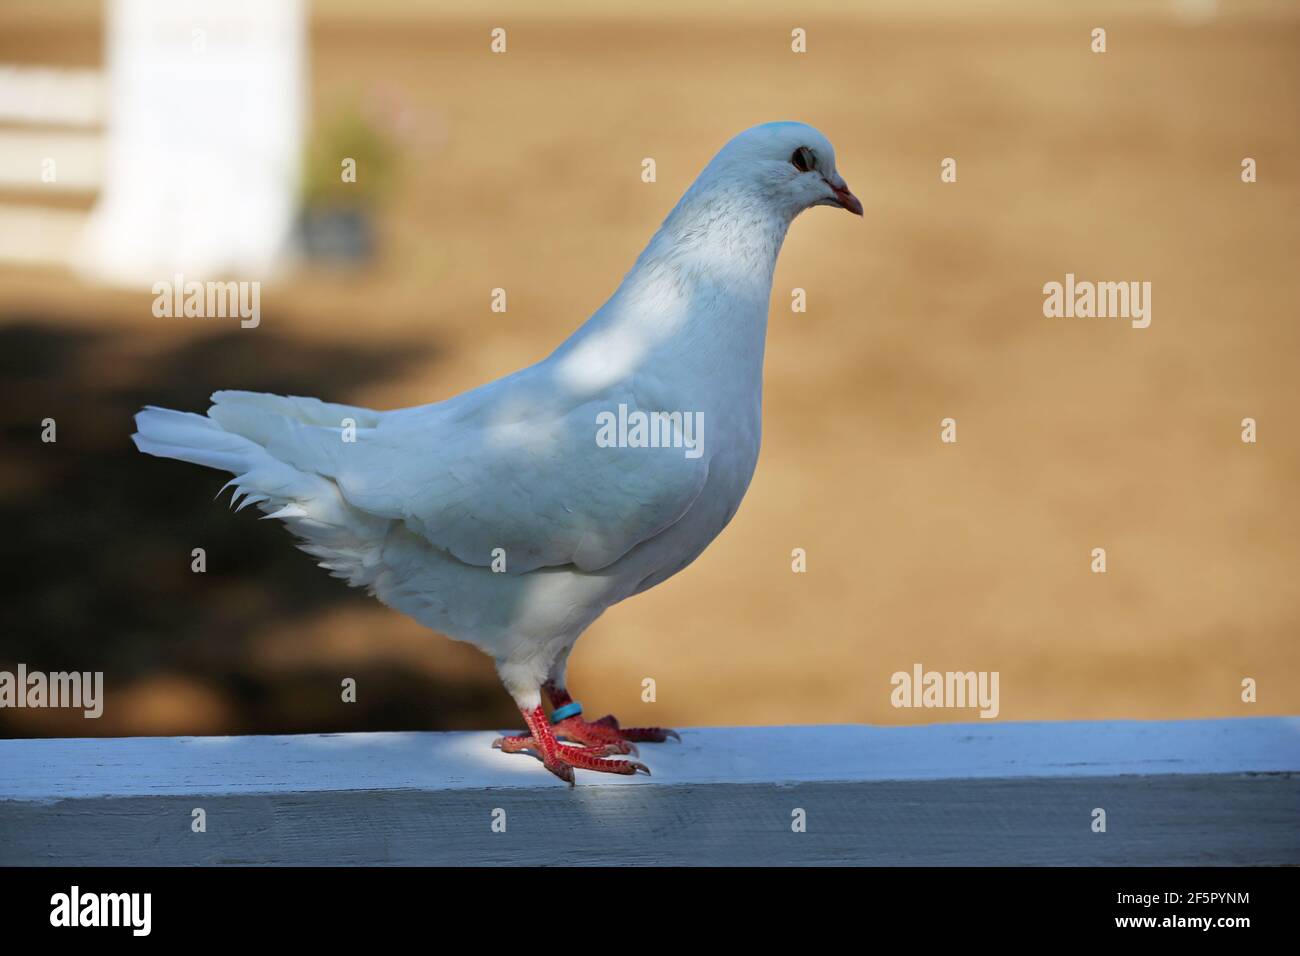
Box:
xmin=550 ymin=701 xmax=583 ymax=723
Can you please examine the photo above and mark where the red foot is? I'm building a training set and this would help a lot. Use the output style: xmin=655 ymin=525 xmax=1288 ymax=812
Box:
xmin=546 ymin=683 xmax=681 ymax=745
xmin=492 ymin=706 xmax=649 ymax=785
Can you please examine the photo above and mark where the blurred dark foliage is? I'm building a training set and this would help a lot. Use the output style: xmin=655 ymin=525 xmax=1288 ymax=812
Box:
xmin=0 ymin=317 xmax=512 ymax=737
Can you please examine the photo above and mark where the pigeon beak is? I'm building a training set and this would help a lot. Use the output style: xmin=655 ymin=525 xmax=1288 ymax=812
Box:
xmin=830 ymin=179 xmax=863 ymax=217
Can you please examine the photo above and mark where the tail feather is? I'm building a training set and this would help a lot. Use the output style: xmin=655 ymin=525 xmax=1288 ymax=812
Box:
xmin=132 ymin=406 xmax=260 ymax=474
xmin=211 ymin=390 xmax=382 ymax=428
xmin=132 ymin=397 xmax=393 ymax=590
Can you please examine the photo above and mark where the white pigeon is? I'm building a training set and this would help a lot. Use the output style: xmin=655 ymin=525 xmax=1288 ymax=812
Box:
xmin=133 ymin=121 xmax=862 ymax=783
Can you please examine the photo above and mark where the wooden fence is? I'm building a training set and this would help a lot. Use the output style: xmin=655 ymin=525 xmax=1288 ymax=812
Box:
xmin=1 ymin=718 xmax=1296 ymax=865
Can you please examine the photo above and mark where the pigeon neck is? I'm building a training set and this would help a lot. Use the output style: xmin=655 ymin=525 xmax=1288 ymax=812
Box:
xmin=653 ymin=182 xmax=793 ymax=287
xmin=550 ymin=186 xmax=790 ymax=395
xmin=627 ymin=185 xmax=791 ymax=329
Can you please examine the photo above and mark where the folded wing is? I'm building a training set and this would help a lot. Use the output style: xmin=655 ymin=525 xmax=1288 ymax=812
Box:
xmin=206 ymin=383 xmax=711 ymax=575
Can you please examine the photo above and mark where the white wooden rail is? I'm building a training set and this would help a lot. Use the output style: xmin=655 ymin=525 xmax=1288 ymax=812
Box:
xmin=0 ymin=65 xmax=104 ymax=268
xmin=1 ymin=718 xmax=1296 ymax=865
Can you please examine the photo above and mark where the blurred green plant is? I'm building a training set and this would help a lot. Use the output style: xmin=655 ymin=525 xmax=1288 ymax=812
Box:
xmin=301 ymin=103 xmax=399 ymax=208
xmin=300 ymin=103 xmax=401 ymax=262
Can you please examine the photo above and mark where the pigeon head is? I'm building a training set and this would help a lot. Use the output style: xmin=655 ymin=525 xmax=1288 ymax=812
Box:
xmin=696 ymin=121 xmax=863 ymax=220
xmin=584 ymin=121 xmax=859 ymax=359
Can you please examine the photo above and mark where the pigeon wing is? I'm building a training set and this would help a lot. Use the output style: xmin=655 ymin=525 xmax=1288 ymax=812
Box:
xmin=329 ymin=390 xmax=711 ymax=574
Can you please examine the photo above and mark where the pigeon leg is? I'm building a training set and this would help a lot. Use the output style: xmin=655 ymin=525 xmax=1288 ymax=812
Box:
xmin=544 ymin=681 xmax=681 ymax=746
xmin=492 ymin=704 xmax=649 ymax=785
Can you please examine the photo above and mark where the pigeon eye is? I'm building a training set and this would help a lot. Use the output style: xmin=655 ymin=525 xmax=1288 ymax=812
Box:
xmin=790 ymin=146 xmax=815 ymax=173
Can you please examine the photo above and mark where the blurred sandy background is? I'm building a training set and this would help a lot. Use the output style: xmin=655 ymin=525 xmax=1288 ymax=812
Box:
xmin=1 ymin=0 xmax=1297 ymax=737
